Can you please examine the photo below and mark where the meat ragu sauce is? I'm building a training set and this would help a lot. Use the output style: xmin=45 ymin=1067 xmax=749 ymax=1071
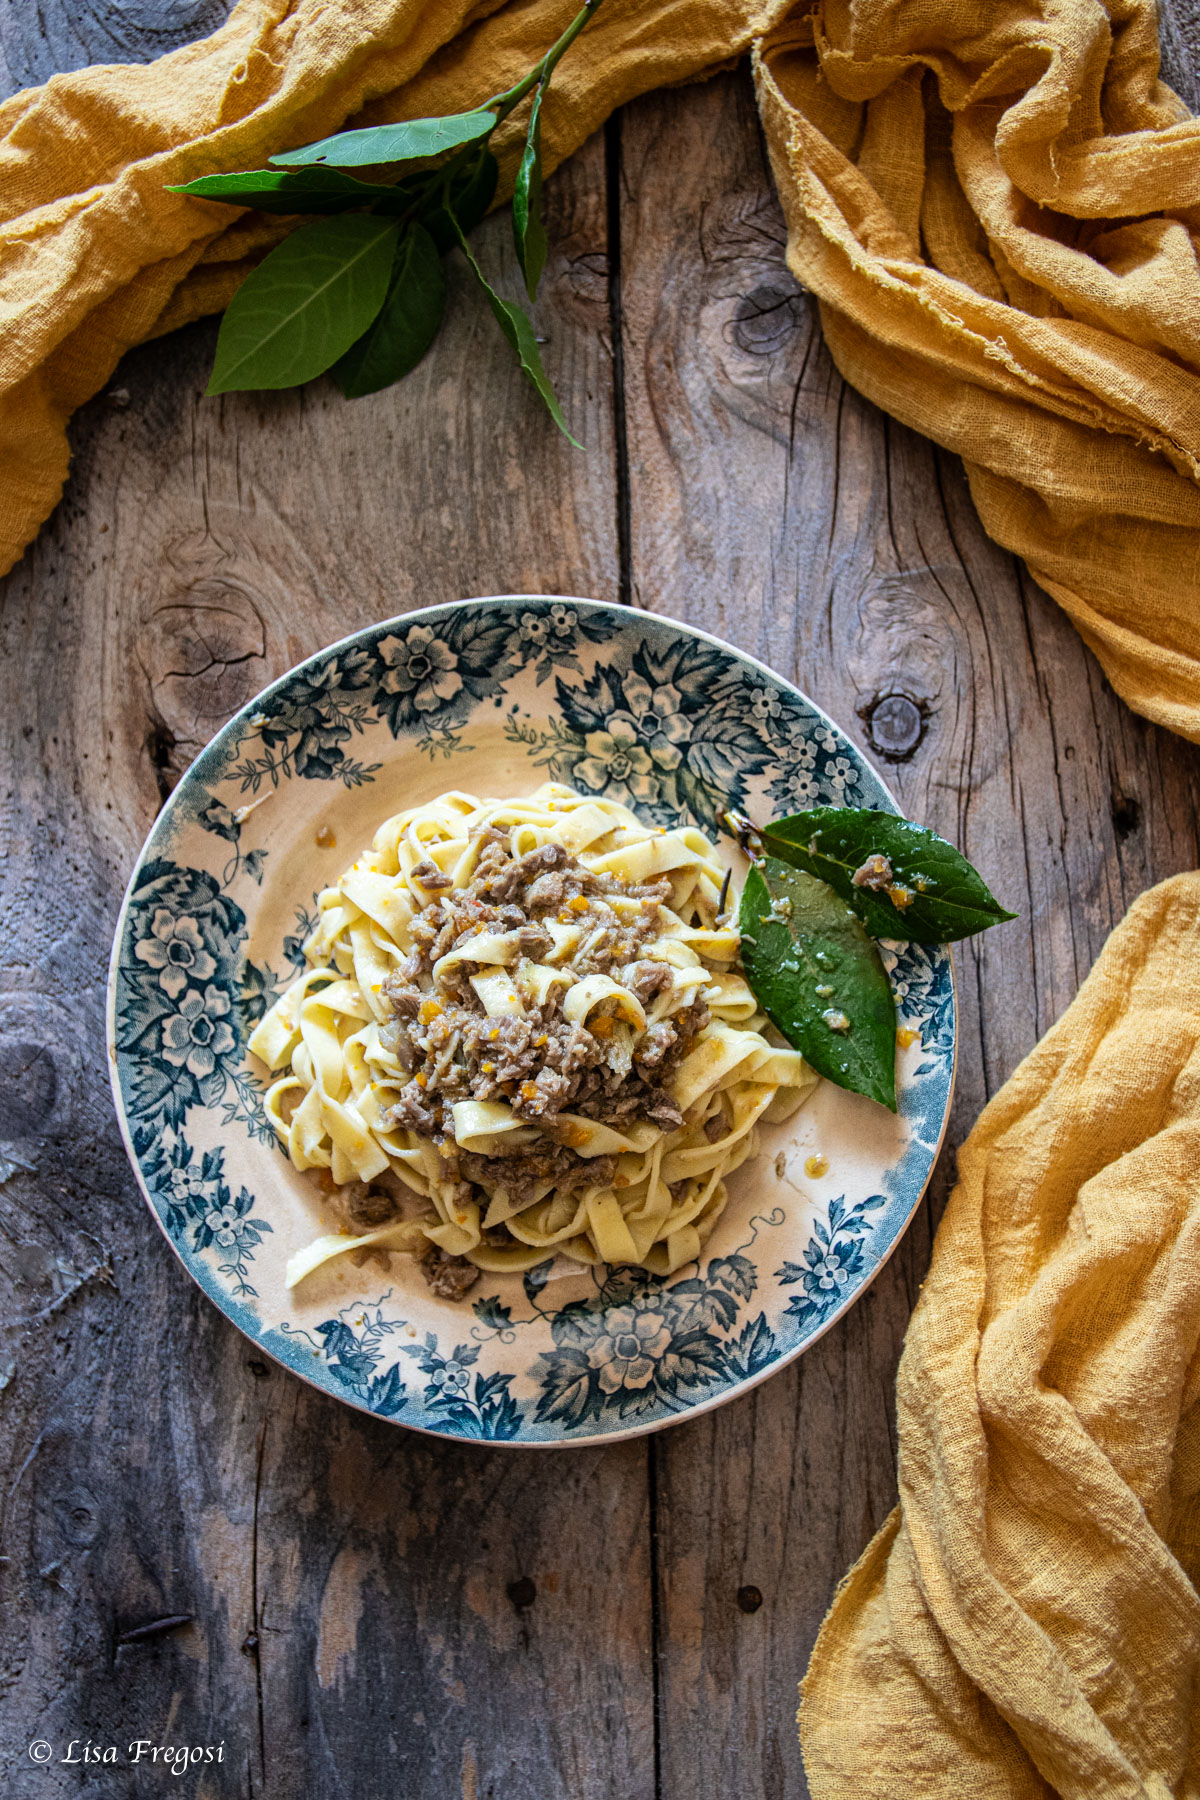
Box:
xmin=254 ymin=784 xmax=818 ymax=1295
xmin=350 ymin=828 xmax=711 ymax=1291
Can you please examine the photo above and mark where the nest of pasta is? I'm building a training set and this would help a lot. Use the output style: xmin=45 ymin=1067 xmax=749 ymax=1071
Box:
xmin=249 ymin=784 xmax=817 ymax=1293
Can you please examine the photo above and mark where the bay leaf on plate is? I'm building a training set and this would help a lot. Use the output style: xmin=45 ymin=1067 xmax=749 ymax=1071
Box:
xmin=739 ymin=857 xmax=897 ymax=1110
xmin=763 ymin=808 xmax=1016 ymax=943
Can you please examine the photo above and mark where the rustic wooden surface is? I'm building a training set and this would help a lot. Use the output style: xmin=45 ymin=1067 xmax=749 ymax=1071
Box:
xmin=1 ymin=8 xmax=1198 ymax=1798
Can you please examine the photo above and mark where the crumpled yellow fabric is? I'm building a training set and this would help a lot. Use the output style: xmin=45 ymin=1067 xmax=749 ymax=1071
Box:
xmin=1 ymin=0 xmax=1198 ymax=736
xmin=799 ymin=871 xmax=1200 ymax=1800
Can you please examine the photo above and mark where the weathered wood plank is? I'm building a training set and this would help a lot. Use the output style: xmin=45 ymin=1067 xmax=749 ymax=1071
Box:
xmin=1160 ymin=0 xmax=1200 ymax=106
xmin=0 ymin=0 xmax=232 ymax=97
xmin=2 ymin=5 xmax=1198 ymax=1799
xmin=0 ymin=137 xmax=658 ymax=1800
xmin=615 ymin=66 xmax=1200 ymax=1800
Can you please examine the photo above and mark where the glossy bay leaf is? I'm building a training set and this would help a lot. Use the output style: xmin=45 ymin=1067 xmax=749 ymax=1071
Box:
xmin=512 ymin=84 xmax=547 ymax=299
xmin=762 ymin=808 xmax=1017 ymax=944
xmin=168 ymin=166 xmax=402 ymax=214
xmin=739 ymin=858 xmax=897 ymax=1111
xmin=207 ymin=215 xmax=398 ymax=395
xmin=450 ymin=219 xmax=579 ymax=445
xmin=271 ymin=110 xmax=496 ymax=170
xmin=332 ymin=224 xmax=446 ymax=399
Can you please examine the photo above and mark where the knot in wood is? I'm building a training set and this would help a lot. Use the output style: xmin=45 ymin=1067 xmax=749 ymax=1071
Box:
xmin=1111 ymin=789 xmax=1141 ymax=839
xmin=731 ymin=285 xmax=803 ymax=357
xmin=736 ymin=1585 xmax=763 ymax=1614
xmin=507 ymin=1576 xmax=536 ymax=1611
xmin=137 ymin=570 xmax=269 ymax=770
xmin=52 ymin=1485 xmax=100 ymax=1548
xmin=0 ymin=1037 xmax=57 ymax=1135
xmin=865 ymin=692 xmax=925 ymax=761
xmin=555 ymin=248 xmax=609 ymax=327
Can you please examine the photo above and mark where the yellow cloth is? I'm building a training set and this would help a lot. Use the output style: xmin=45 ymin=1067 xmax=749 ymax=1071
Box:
xmin=799 ymin=871 xmax=1200 ymax=1800
xmin=1 ymin=0 xmax=1199 ymax=738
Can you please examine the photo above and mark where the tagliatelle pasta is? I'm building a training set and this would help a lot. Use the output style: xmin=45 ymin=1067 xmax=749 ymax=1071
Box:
xmin=248 ymin=783 xmax=818 ymax=1291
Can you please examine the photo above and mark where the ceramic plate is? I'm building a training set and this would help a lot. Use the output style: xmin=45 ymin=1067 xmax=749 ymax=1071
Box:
xmin=107 ymin=597 xmax=955 ymax=1445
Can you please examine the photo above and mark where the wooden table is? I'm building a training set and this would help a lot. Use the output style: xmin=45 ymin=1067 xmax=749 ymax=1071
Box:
xmin=2 ymin=8 xmax=1198 ymax=1795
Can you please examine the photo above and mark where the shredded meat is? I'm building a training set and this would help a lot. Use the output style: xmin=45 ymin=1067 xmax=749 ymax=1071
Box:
xmin=624 ymin=960 xmax=676 ymax=1003
xmin=474 ymin=841 xmax=568 ymax=905
xmin=375 ymin=821 xmax=717 ymax=1267
xmin=453 ymin=1145 xmax=618 ymax=1207
xmin=387 ymin=1082 xmax=439 ymax=1134
xmin=851 ymin=853 xmax=893 ymax=890
xmin=324 ymin=1178 xmax=401 ymax=1231
xmin=516 ymin=923 xmax=553 ymax=958
xmin=410 ymin=858 xmax=453 ymax=890
xmin=634 ymin=1019 xmax=678 ymax=1075
xmin=643 ymin=1091 xmax=685 ymax=1131
xmin=420 ymin=1245 xmax=482 ymax=1299
xmin=525 ymin=869 xmax=569 ymax=911
xmin=379 ymin=1015 xmax=417 ymax=1072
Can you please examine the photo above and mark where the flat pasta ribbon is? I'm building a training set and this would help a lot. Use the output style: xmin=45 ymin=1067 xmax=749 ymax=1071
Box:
xmin=246 ymin=782 xmax=818 ymax=1287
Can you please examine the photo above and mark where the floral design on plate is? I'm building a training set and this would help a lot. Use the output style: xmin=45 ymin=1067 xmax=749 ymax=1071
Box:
xmin=140 ymin=1138 xmax=274 ymax=1298
xmin=533 ymin=1257 xmax=776 ymax=1429
xmin=373 ymin=607 xmax=552 ymax=759
xmin=502 ymin=636 xmax=777 ymax=829
xmin=115 ymin=862 xmax=249 ymax=1135
xmin=775 ymin=1192 xmax=888 ymax=1332
xmin=108 ymin=596 xmax=955 ymax=1446
xmin=307 ymin=1303 xmax=409 ymax=1419
xmin=231 ymin=648 xmax=382 ymax=791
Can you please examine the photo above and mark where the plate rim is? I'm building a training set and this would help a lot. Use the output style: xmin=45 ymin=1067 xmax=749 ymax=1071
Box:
xmin=106 ymin=593 xmax=957 ymax=1447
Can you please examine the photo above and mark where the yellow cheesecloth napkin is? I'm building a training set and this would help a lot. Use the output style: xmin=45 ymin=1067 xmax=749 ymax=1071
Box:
xmin=1 ymin=0 xmax=1199 ymax=733
xmin=800 ymin=872 xmax=1200 ymax=1800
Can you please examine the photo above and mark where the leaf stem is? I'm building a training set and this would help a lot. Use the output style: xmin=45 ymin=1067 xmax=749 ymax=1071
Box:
xmin=720 ymin=808 xmax=764 ymax=864
xmin=485 ymin=0 xmax=605 ymax=122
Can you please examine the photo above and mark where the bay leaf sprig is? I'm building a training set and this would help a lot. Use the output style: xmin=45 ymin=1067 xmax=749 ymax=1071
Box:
xmin=727 ymin=805 xmax=1015 ymax=1111
xmin=167 ymin=0 xmax=604 ymax=427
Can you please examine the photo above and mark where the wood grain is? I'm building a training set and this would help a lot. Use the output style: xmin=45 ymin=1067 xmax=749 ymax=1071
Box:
xmin=1 ymin=7 xmax=1198 ymax=1799
xmin=0 ymin=137 xmax=658 ymax=1800
xmin=614 ymin=63 xmax=1200 ymax=1799
xmin=0 ymin=0 xmax=232 ymax=99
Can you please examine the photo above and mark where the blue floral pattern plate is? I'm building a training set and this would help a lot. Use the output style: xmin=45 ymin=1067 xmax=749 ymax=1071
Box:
xmin=107 ymin=598 xmax=955 ymax=1446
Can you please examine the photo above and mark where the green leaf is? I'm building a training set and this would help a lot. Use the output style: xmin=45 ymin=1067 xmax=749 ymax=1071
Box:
xmin=331 ymin=224 xmax=446 ymax=399
xmin=761 ymin=810 xmax=1017 ymax=944
xmin=271 ymin=110 xmax=496 ymax=170
xmin=739 ymin=859 xmax=897 ymax=1111
xmin=449 ymin=218 xmax=579 ymax=446
xmin=206 ymin=215 xmax=398 ymax=395
xmin=168 ymin=166 xmax=402 ymax=215
xmin=512 ymin=84 xmax=548 ymax=299
xmin=424 ymin=150 xmax=499 ymax=254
